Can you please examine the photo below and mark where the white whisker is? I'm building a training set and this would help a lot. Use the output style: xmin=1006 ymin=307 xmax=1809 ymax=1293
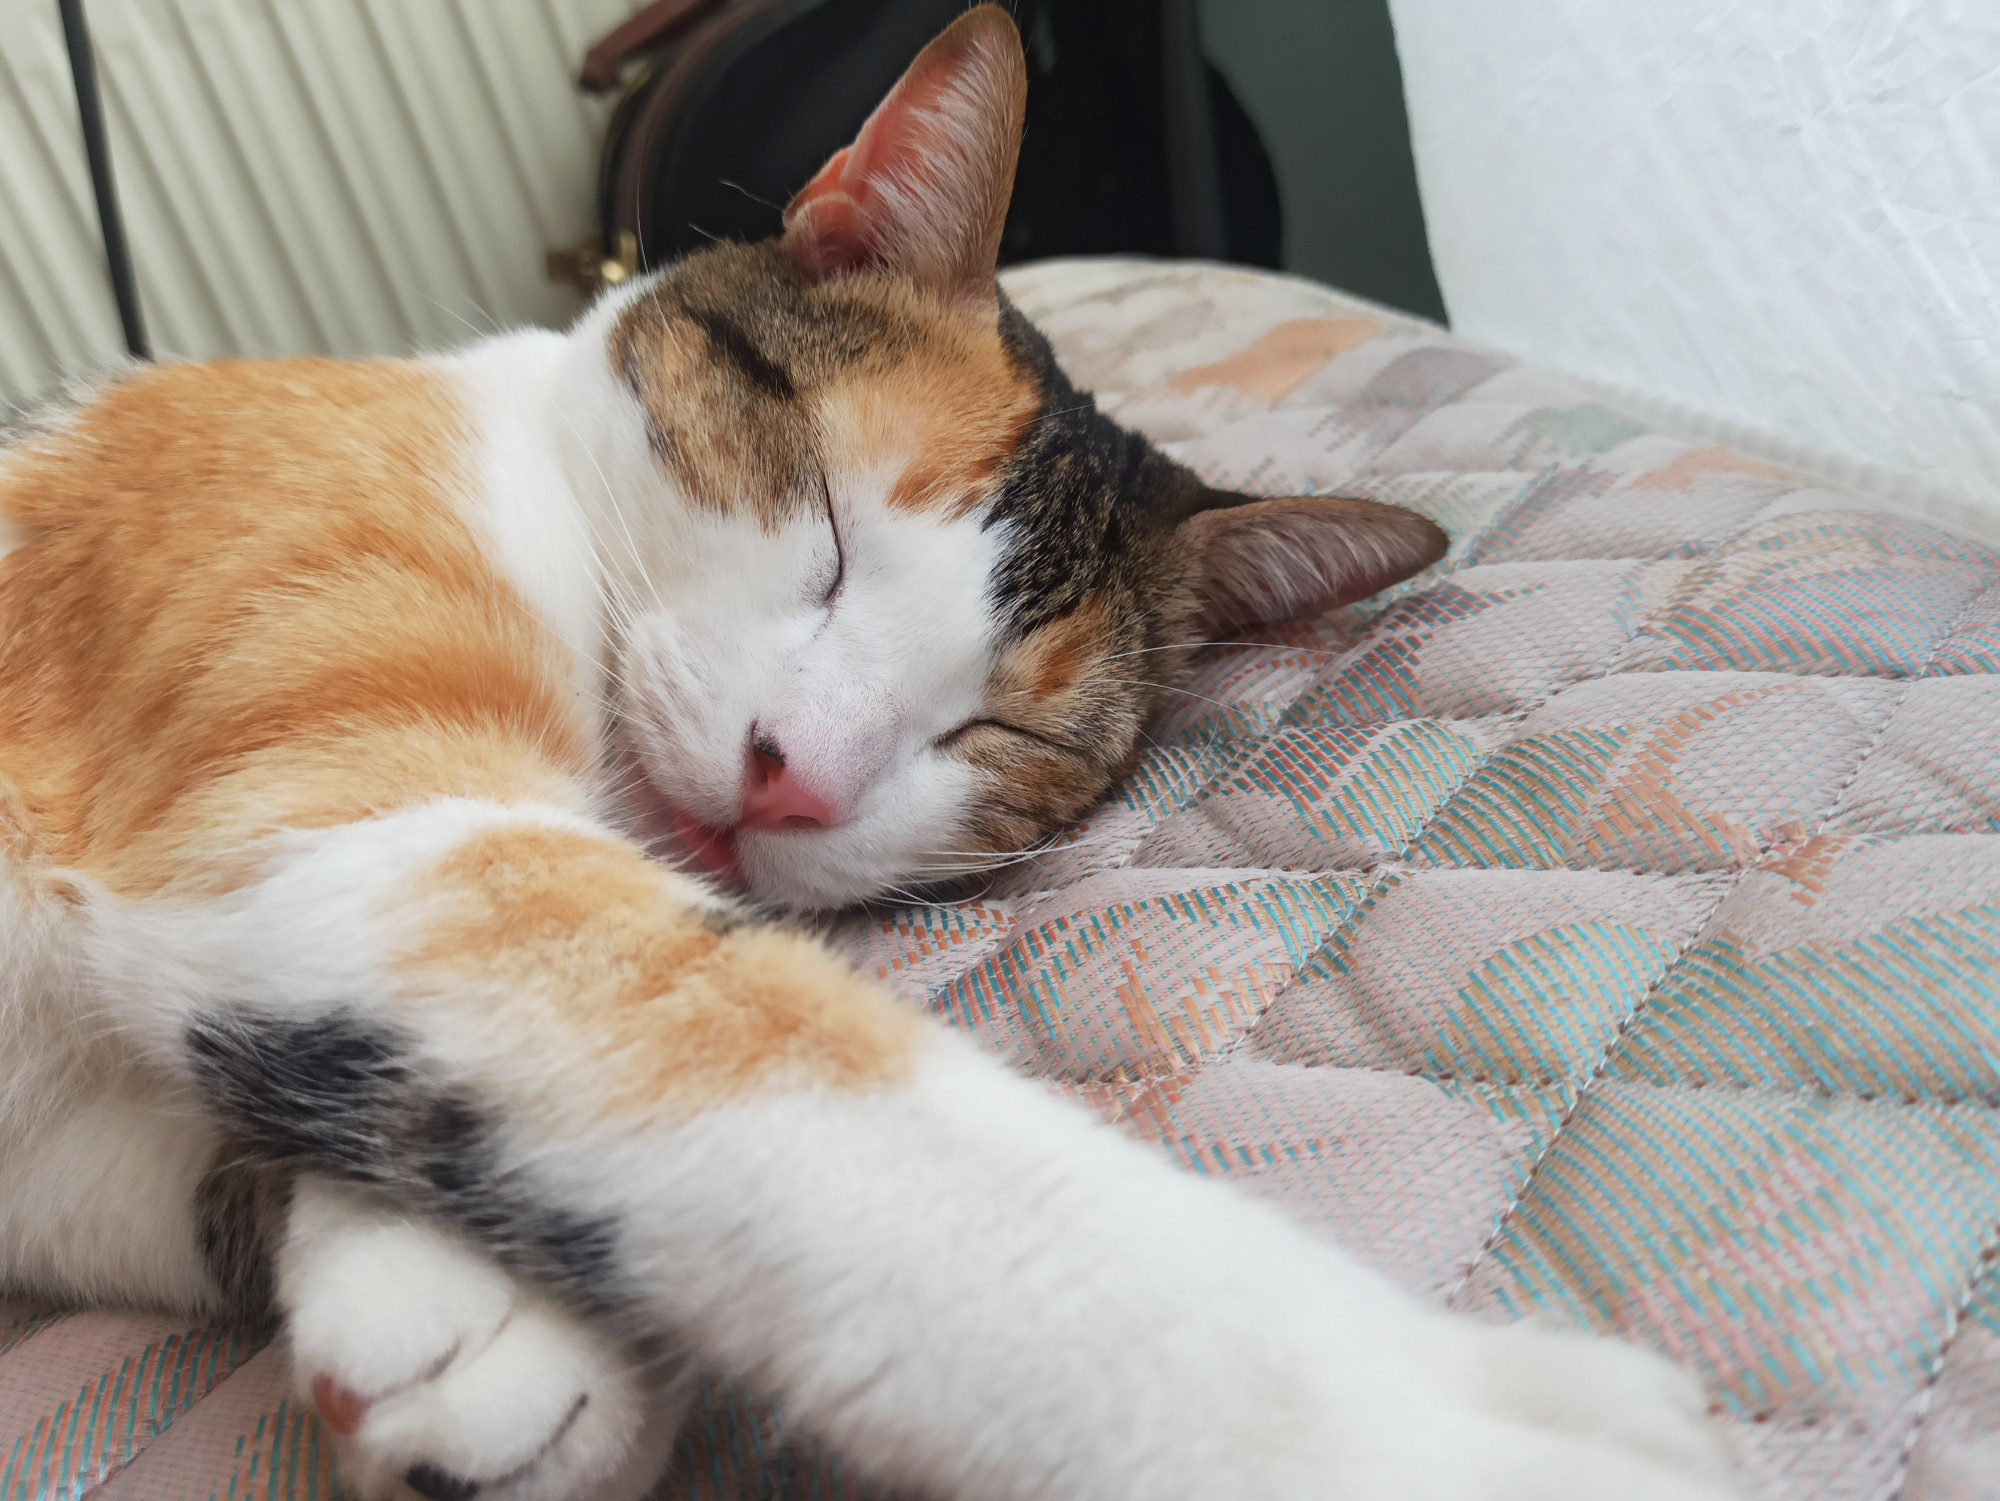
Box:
xmin=1098 ymin=638 xmax=1354 ymax=664
xmin=1098 ymin=678 xmax=1234 ymax=711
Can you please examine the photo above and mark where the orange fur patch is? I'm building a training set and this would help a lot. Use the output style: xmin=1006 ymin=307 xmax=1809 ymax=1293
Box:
xmin=404 ymin=826 xmax=917 ymax=1110
xmin=610 ymin=307 xmax=824 ymax=530
xmin=0 ymin=359 xmax=586 ymax=896
xmin=4 ymin=355 xmax=917 ymax=1113
xmin=611 ymin=259 xmax=1038 ymax=528
xmin=819 ymin=311 xmax=1038 ymax=519
xmin=997 ymin=593 xmax=1116 ymax=707
xmin=951 ymin=594 xmax=1145 ymax=854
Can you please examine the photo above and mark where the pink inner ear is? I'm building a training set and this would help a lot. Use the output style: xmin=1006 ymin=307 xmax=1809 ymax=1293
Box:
xmin=785 ymin=146 xmax=863 ymax=278
xmin=781 ymin=5 xmax=1025 ymax=293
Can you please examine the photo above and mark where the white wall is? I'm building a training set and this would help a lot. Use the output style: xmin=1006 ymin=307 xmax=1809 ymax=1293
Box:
xmin=1388 ymin=0 xmax=2000 ymax=525
xmin=1199 ymin=0 xmax=1444 ymax=322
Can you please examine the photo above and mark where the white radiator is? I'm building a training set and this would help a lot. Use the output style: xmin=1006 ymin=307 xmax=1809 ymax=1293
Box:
xmin=0 ymin=1 xmax=125 ymax=404
xmin=0 ymin=0 xmax=638 ymax=406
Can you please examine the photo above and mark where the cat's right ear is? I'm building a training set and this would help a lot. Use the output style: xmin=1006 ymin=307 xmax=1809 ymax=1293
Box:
xmin=1176 ymin=490 xmax=1450 ymax=633
xmin=781 ymin=5 xmax=1026 ymax=306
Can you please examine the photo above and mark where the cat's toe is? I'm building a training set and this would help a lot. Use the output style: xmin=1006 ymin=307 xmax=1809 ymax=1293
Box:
xmin=280 ymin=1180 xmax=682 ymax=1501
xmin=282 ymin=1191 xmax=516 ymax=1415
xmin=313 ymin=1291 xmax=680 ymax=1501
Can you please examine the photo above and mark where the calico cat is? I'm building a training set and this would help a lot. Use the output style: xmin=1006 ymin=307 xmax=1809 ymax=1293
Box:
xmin=0 ymin=8 xmax=1735 ymax=1500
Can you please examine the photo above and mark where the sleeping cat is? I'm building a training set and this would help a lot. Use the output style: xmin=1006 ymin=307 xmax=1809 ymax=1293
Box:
xmin=0 ymin=8 xmax=1735 ymax=1500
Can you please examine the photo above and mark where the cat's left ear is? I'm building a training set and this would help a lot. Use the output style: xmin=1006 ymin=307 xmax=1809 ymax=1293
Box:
xmin=1177 ymin=491 xmax=1449 ymax=633
xmin=781 ymin=5 xmax=1026 ymax=304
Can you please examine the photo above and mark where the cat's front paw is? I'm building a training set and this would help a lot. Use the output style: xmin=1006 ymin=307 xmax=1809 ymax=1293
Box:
xmin=1467 ymin=1316 xmax=1736 ymax=1485
xmin=279 ymin=1179 xmax=685 ymax=1501
xmin=1319 ymin=1313 xmax=1738 ymax=1501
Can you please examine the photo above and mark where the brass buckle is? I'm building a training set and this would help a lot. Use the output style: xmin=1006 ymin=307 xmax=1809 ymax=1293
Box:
xmin=546 ymin=229 xmax=641 ymax=297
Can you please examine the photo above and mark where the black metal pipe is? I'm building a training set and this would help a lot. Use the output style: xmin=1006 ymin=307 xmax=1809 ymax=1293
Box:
xmin=57 ymin=0 xmax=149 ymax=360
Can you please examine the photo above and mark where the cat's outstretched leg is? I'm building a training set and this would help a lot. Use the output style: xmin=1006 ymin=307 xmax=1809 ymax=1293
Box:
xmin=279 ymin=1177 xmax=687 ymax=1501
xmin=91 ymin=799 xmax=1736 ymax=1501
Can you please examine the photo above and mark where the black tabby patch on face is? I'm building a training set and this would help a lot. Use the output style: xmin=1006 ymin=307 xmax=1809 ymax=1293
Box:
xmin=986 ymin=300 xmax=1173 ymax=638
xmin=610 ymin=242 xmax=1042 ymax=535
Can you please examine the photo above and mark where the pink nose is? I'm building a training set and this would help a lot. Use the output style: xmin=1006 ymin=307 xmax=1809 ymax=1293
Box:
xmin=737 ymin=741 xmax=838 ymax=831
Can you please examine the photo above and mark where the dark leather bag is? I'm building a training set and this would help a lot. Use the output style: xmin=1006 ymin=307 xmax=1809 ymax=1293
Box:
xmin=550 ymin=0 xmax=1280 ymax=294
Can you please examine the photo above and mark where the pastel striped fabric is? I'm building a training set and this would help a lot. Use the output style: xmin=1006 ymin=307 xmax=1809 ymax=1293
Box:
xmin=7 ymin=259 xmax=1998 ymax=1498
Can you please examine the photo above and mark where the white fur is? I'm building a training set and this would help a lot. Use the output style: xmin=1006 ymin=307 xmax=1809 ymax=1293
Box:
xmin=7 ymin=787 xmax=1734 ymax=1499
xmin=436 ymin=291 xmax=1009 ymax=908
xmin=0 ymin=856 xmax=222 ymax=1311
xmin=280 ymin=1179 xmax=685 ymax=1501
xmin=612 ymin=485 xmax=1004 ymax=906
xmin=436 ymin=330 xmax=614 ymax=778
xmin=0 ymin=309 xmax=1738 ymax=1498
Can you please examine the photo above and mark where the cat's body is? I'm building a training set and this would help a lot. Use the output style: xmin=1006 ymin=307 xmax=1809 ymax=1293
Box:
xmin=0 ymin=11 xmax=1737 ymax=1500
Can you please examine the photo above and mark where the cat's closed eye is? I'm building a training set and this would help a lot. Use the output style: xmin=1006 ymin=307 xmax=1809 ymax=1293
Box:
xmin=934 ymin=718 xmax=1073 ymax=754
xmin=809 ymin=535 xmax=843 ymax=606
xmin=805 ymin=517 xmax=844 ymax=608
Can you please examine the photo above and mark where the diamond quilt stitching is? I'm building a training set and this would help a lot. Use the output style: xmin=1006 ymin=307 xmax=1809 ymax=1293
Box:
xmin=19 ymin=261 xmax=2000 ymax=1501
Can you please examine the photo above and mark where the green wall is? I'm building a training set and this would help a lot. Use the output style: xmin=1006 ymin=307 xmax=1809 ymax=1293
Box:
xmin=1199 ymin=0 xmax=1445 ymax=323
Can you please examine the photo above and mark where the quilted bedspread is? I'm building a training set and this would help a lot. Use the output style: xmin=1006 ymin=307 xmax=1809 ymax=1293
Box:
xmin=6 ymin=259 xmax=2000 ymax=1501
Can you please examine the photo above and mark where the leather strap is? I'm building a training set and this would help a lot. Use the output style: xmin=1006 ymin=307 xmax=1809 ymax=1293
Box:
xmin=579 ymin=0 xmax=729 ymax=93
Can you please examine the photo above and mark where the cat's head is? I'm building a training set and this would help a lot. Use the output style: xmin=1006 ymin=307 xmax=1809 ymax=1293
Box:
xmin=582 ymin=5 xmax=1443 ymax=909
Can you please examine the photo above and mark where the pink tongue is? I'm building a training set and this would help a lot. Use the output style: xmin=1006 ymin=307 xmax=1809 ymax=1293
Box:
xmin=671 ymin=810 xmax=743 ymax=883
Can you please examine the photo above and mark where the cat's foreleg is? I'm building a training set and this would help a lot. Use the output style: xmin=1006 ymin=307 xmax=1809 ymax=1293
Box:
xmin=88 ymin=797 xmax=1735 ymax=1501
